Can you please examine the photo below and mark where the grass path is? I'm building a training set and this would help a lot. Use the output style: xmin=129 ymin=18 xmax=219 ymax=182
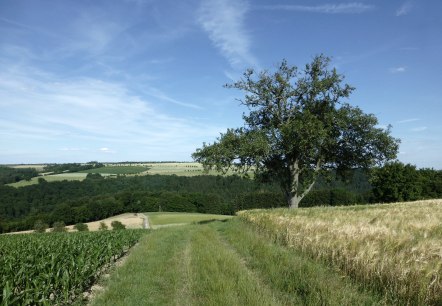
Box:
xmin=92 ymin=219 xmax=385 ymax=305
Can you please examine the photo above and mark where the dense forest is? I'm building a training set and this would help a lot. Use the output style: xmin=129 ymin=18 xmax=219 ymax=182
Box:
xmin=0 ymin=166 xmax=38 ymax=185
xmin=0 ymin=162 xmax=441 ymax=233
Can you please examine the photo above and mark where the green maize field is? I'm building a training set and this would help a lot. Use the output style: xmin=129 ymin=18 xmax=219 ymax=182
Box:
xmin=0 ymin=229 xmax=146 ymax=305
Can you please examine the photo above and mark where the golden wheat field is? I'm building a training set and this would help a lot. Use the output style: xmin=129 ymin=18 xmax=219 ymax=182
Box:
xmin=238 ymin=199 xmax=442 ymax=305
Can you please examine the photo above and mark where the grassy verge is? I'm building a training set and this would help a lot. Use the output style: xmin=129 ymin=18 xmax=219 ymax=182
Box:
xmin=216 ymin=218 xmax=385 ymax=305
xmin=146 ymin=212 xmax=232 ymax=228
xmin=92 ymin=219 xmax=384 ymax=305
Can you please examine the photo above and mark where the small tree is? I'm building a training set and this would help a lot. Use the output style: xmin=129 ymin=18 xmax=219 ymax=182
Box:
xmin=370 ymin=162 xmax=422 ymax=203
xmin=193 ymin=55 xmax=399 ymax=208
xmin=111 ymin=220 xmax=126 ymax=230
xmin=99 ymin=222 xmax=108 ymax=230
xmin=51 ymin=221 xmax=67 ymax=232
xmin=74 ymin=222 xmax=89 ymax=232
xmin=34 ymin=220 xmax=48 ymax=233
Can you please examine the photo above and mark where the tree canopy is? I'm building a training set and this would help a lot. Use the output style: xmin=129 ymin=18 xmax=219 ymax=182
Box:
xmin=193 ymin=55 xmax=400 ymax=208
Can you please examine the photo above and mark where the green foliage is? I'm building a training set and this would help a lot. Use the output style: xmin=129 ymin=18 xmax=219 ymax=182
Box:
xmin=33 ymin=220 xmax=48 ymax=233
xmin=99 ymin=222 xmax=108 ymax=231
xmin=51 ymin=221 xmax=67 ymax=232
xmin=74 ymin=222 xmax=89 ymax=231
xmin=0 ymin=166 xmax=38 ymax=185
xmin=85 ymin=173 xmax=104 ymax=180
xmin=0 ymin=230 xmax=144 ymax=305
xmin=193 ymin=55 xmax=399 ymax=208
xmin=370 ymin=162 xmax=440 ymax=203
xmin=301 ymin=189 xmax=361 ymax=207
xmin=234 ymin=191 xmax=286 ymax=211
xmin=43 ymin=161 xmax=104 ymax=174
xmin=111 ymin=220 xmax=126 ymax=230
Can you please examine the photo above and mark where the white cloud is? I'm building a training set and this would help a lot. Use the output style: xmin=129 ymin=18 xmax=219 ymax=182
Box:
xmin=257 ymin=3 xmax=374 ymax=14
xmin=397 ymin=118 xmax=419 ymax=124
xmin=411 ymin=126 xmax=427 ymax=132
xmin=198 ymin=0 xmax=258 ymax=68
xmin=389 ymin=66 xmax=406 ymax=73
xmin=396 ymin=1 xmax=413 ymax=16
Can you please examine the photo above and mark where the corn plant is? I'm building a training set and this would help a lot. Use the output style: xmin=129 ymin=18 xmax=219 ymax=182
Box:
xmin=0 ymin=229 xmax=145 ymax=305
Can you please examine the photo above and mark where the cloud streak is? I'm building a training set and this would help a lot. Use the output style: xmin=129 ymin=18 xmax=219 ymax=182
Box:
xmin=257 ymin=3 xmax=374 ymax=14
xmin=396 ymin=1 xmax=413 ymax=16
xmin=389 ymin=66 xmax=406 ymax=73
xmin=198 ymin=0 xmax=258 ymax=68
xmin=397 ymin=118 xmax=419 ymax=124
xmin=411 ymin=126 xmax=427 ymax=132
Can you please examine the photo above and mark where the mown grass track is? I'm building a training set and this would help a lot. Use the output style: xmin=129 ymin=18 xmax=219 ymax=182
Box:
xmin=92 ymin=219 xmax=384 ymax=305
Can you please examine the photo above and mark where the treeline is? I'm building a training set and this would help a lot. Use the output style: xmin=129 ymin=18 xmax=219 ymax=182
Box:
xmin=1 ymin=163 xmax=441 ymax=233
xmin=0 ymin=166 xmax=38 ymax=185
xmin=0 ymin=174 xmax=277 ymax=232
xmin=370 ymin=162 xmax=442 ymax=203
xmin=303 ymin=163 xmax=442 ymax=205
xmin=43 ymin=161 xmax=104 ymax=174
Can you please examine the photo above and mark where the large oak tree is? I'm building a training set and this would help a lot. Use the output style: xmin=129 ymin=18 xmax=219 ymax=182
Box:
xmin=193 ymin=55 xmax=399 ymax=208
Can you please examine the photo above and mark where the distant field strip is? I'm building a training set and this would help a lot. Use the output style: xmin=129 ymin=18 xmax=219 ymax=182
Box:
xmin=92 ymin=220 xmax=383 ymax=305
xmin=238 ymin=199 xmax=442 ymax=305
xmin=6 ymin=162 xmax=253 ymax=187
xmin=146 ymin=212 xmax=232 ymax=228
xmin=7 ymin=172 xmax=91 ymax=187
xmin=81 ymin=166 xmax=148 ymax=174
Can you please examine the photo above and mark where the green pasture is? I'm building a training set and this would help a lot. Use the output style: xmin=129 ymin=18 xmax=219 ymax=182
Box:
xmin=146 ymin=212 xmax=233 ymax=228
xmin=81 ymin=165 xmax=148 ymax=175
xmin=145 ymin=162 xmax=253 ymax=177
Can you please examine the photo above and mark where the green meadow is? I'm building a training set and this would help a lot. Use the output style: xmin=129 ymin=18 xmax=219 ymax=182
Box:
xmin=146 ymin=212 xmax=233 ymax=228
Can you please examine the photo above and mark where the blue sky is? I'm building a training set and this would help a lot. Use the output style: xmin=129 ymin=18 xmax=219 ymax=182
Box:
xmin=0 ymin=0 xmax=441 ymax=168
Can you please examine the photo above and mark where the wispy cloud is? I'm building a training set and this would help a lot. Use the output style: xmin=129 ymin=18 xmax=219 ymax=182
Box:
xmin=256 ymin=3 xmax=374 ymax=14
xmin=396 ymin=1 xmax=413 ymax=16
xmin=411 ymin=126 xmax=427 ymax=132
xmin=198 ymin=0 xmax=258 ymax=68
xmin=397 ymin=118 xmax=419 ymax=124
xmin=389 ymin=66 xmax=406 ymax=73
xmin=0 ymin=65 xmax=222 ymax=162
xmin=145 ymin=87 xmax=203 ymax=109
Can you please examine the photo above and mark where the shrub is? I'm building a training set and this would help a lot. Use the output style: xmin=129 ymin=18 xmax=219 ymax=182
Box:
xmin=52 ymin=221 xmax=67 ymax=232
xmin=33 ymin=220 xmax=48 ymax=233
xmin=111 ymin=221 xmax=126 ymax=230
xmin=99 ymin=222 xmax=108 ymax=230
xmin=74 ymin=222 xmax=89 ymax=232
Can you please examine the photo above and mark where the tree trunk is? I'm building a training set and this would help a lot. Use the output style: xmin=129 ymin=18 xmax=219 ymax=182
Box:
xmin=287 ymin=158 xmax=321 ymax=209
xmin=289 ymin=194 xmax=302 ymax=209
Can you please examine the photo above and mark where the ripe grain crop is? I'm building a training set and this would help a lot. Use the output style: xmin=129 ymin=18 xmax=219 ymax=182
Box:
xmin=0 ymin=229 xmax=145 ymax=305
xmin=238 ymin=200 xmax=442 ymax=305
